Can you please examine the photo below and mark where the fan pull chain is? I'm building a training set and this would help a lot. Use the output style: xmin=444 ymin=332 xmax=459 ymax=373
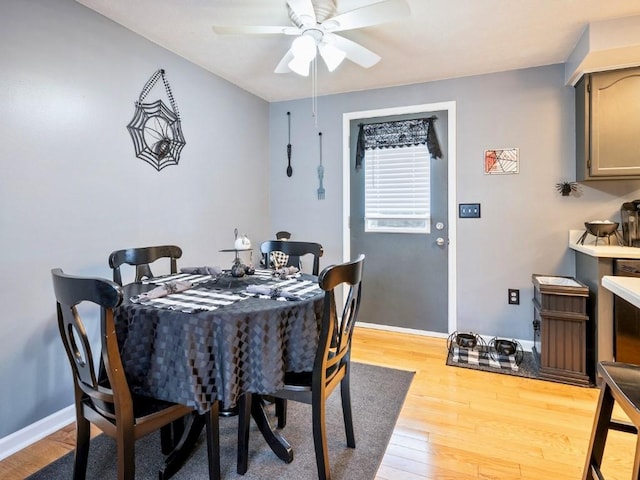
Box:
xmin=317 ymin=131 xmax=325 ymax=200
xmin=311 ymin=57 xmax=318 ymax=126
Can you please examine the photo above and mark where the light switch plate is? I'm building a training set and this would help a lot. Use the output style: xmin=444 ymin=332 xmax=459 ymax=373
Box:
xmin=459 ymin=203 xmax=481 ymax=218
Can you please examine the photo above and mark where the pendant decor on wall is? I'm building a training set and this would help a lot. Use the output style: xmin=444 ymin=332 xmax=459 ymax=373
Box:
xmin=317 ymin=131 xmax=325 ymax=200
xmin=126 ymin=69 xmax=186 ymax=171
xmin=286 ymin=111 xmax=293 ymax=177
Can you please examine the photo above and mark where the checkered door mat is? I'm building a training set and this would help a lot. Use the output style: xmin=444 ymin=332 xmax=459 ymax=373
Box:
xmin=450 ymin=346 xmax=520 ymax=371
xmin=446 ymin=345 xmax=540 ymax=380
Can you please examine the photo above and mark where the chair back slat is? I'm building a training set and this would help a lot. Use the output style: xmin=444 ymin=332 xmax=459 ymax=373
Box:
xmin=315 ymin=255 xmax=364 ymax=390
xmin=260 ymin=240 xmax=323 ymax=275
xmin=51 ymin=268 xmax=127 ymax=418
xmin=108 ymin=245 xmax=182 ymax=285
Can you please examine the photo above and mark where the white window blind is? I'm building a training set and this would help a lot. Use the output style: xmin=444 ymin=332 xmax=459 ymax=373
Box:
xmin=364 ymin=143 xmax=431 ymax=234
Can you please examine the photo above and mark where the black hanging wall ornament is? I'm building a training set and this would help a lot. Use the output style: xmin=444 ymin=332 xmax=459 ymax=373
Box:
xmin=556 ymin=181 xmax=579 ymax=196
xmin=286 ymin=111 xmax=292 ymax=177
xmin=317 ymin=132 xmax=325 ymax=200
xmin=127 ymin=69 xmax=185 ymax=171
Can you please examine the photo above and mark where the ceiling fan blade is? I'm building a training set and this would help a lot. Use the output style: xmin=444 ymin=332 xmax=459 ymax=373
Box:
xmin=213 ymin=25 xmax=292 ymax=35
xmin=325 ymin=0 xmax=410 ymax=33
xmin=329 ymin=34 xmax=381 ymax=68
xmin=286 ymin=0 xmax=317 ymax=26
xmin=274 ymin=49 xmax=295 ymax=74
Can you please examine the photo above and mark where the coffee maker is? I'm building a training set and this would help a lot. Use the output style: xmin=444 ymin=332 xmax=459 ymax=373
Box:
xmin=620 ymin=200 xmax=640 ymax=247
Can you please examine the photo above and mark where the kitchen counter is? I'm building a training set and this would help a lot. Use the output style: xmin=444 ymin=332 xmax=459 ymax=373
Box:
xmin=545 ymin=230 xmax=640 ymax=381
xmin=569 ymin=229 xmax=640 ymax=382
xmin=602 ymin=275 xmax=640 ymax=309
xmin=568 ymin=229 xmax=640 ymax=258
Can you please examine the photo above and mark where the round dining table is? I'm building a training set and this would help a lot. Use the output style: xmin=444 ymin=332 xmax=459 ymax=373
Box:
xmin=113 ymin=270 xmax=324 ymax=472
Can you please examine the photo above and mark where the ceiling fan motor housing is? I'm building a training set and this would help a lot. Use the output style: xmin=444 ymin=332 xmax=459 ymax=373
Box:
xmin=289 ymin=0 xmax=337 ymax=26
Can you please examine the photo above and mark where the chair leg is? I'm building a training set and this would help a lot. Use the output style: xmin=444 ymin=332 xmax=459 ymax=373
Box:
xmin=340 ymin=374 xmax=356 ymax=448
xmin=159 ymin=413 xmax=206 ymax=480
xmin=237 ymin=393 xmax=252 ymax=475
xmin=312 ymin=395 xmax=331 ymax=480
xmin=161 ymin=419 xmax=186 ymax=455
xmin=73 ymin=414 xmax=91 ymax=480
xmin=161 ymin=425 xmax=173 ymax=454
xmin=632 ymin=433 xmax=640 ymax=480
xmin=583 ymin=383 xmax=615 ymax=480
xmin=275 ymin=398 xmax=287 ymax=429
xmin=116 ymin=424 xmax=136 ymax=480
xmin=206 ymin=402 xmax=221 ymax=480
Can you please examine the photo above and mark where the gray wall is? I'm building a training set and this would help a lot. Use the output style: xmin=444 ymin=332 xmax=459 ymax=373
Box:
xmin=269 ymin=66 xmax=640 ymax=340
xmin=0 ymin=0 xmax=270 ymax=438
xmin=4 ymin=0 xmax=640 ymax=444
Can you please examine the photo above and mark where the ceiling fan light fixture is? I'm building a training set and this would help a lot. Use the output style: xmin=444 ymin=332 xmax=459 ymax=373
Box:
xmin=318 ymin=42 xmax=346 ymax=72
xmin=290 ymin=34 xmax=317 ymax=62
xmin=288 ymin=56 xmax=311 ymax=76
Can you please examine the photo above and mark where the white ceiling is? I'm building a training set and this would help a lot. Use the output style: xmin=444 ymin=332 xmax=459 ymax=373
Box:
xmin=75 ymin=0 xmax=640 ymax=102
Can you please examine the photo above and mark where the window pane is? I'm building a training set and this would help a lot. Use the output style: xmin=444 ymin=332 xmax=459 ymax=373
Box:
xmin=364 ymin=144 xmax=431 ymax=234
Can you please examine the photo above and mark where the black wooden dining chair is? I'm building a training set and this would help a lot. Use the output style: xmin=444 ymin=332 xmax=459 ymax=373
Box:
xmin=238 ymin=254 xmax=365 ymax=480
xmin=260 ymin=240 xmax=323 ymax=275
xmin=51 ymin=268 xmax=220 ymax=480
xmin=275 ymin=231 xmax=291 ymax=240
xmin=583 ymin=361 xmax=640 ymax=479
xmin=108 ymin=245 xmax=182 ymax=285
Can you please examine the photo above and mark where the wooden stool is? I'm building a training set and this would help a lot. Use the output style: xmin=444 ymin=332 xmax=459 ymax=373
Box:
xmin=583 ymin=361 xmax=640 ymax=479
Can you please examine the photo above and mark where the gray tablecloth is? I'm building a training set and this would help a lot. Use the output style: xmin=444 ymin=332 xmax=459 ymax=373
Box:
xmin=115 ymin=274 xmax=324 ymax=413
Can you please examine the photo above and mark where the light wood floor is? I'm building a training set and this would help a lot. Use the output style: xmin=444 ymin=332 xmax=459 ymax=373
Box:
xmin=0 ymin=327 xmax=635 ymax=479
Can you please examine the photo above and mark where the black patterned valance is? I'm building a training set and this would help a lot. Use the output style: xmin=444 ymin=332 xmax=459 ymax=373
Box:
xmin=355 ymin=117 xmax=442 ymax=170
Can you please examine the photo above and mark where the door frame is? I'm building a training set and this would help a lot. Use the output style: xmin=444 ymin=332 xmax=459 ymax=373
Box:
xmin=342 ymin=102 xmax=457 ymax=336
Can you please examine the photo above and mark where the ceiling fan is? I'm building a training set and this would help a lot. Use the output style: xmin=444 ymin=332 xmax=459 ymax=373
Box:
xmin=212 ymin=0 xmax=411 ymax=77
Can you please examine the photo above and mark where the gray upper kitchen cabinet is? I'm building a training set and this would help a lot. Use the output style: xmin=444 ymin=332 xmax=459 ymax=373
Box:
xmin=576 ymin=66 xmax=640 ymax=180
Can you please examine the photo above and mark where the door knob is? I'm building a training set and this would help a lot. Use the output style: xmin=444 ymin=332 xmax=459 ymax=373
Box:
xmin=436 ymin=237 xmax=446 ymax=246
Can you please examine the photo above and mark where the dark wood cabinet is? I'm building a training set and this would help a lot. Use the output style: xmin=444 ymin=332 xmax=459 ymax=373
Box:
xmin=576 ymin=66 xmax=640 ymax=180
xmin=532 ymin=274 xmax=591 ymax=386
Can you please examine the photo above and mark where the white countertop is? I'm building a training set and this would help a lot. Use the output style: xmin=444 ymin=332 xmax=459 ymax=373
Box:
xmin=602 ymin=275 xmax=640 ymax=309
xmin=569 ymin=230 xmax=640 ymax=259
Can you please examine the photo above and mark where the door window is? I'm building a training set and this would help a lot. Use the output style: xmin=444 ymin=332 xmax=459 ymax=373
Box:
xmin=364 ymin=143 xmax=431 ymax=234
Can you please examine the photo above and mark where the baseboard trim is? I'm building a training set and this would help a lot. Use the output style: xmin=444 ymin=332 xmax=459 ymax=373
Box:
xmin=356 ymin=321 xmax=449 ymax=339
xmin=0 ymin=405 xmax=75 ymax=461
xmin=356 ymin=322 xmax=534 ymax=351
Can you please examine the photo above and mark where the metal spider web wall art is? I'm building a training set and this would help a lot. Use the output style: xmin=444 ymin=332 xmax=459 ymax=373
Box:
xmin=127 ymin=100 xmax=185 ymax=171
xmin=126 ymin=69 xmax=186 ymax=172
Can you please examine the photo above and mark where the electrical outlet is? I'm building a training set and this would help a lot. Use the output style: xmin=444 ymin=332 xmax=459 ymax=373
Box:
xmin=459 ymin=203 xmax=481 ymax=218
xmin=508 ymin=289 xmax=520 ymax=305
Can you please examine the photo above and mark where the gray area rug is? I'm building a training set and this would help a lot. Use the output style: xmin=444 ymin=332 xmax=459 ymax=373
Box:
xmin=27 ymin=363 xmax=414 ymax=480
